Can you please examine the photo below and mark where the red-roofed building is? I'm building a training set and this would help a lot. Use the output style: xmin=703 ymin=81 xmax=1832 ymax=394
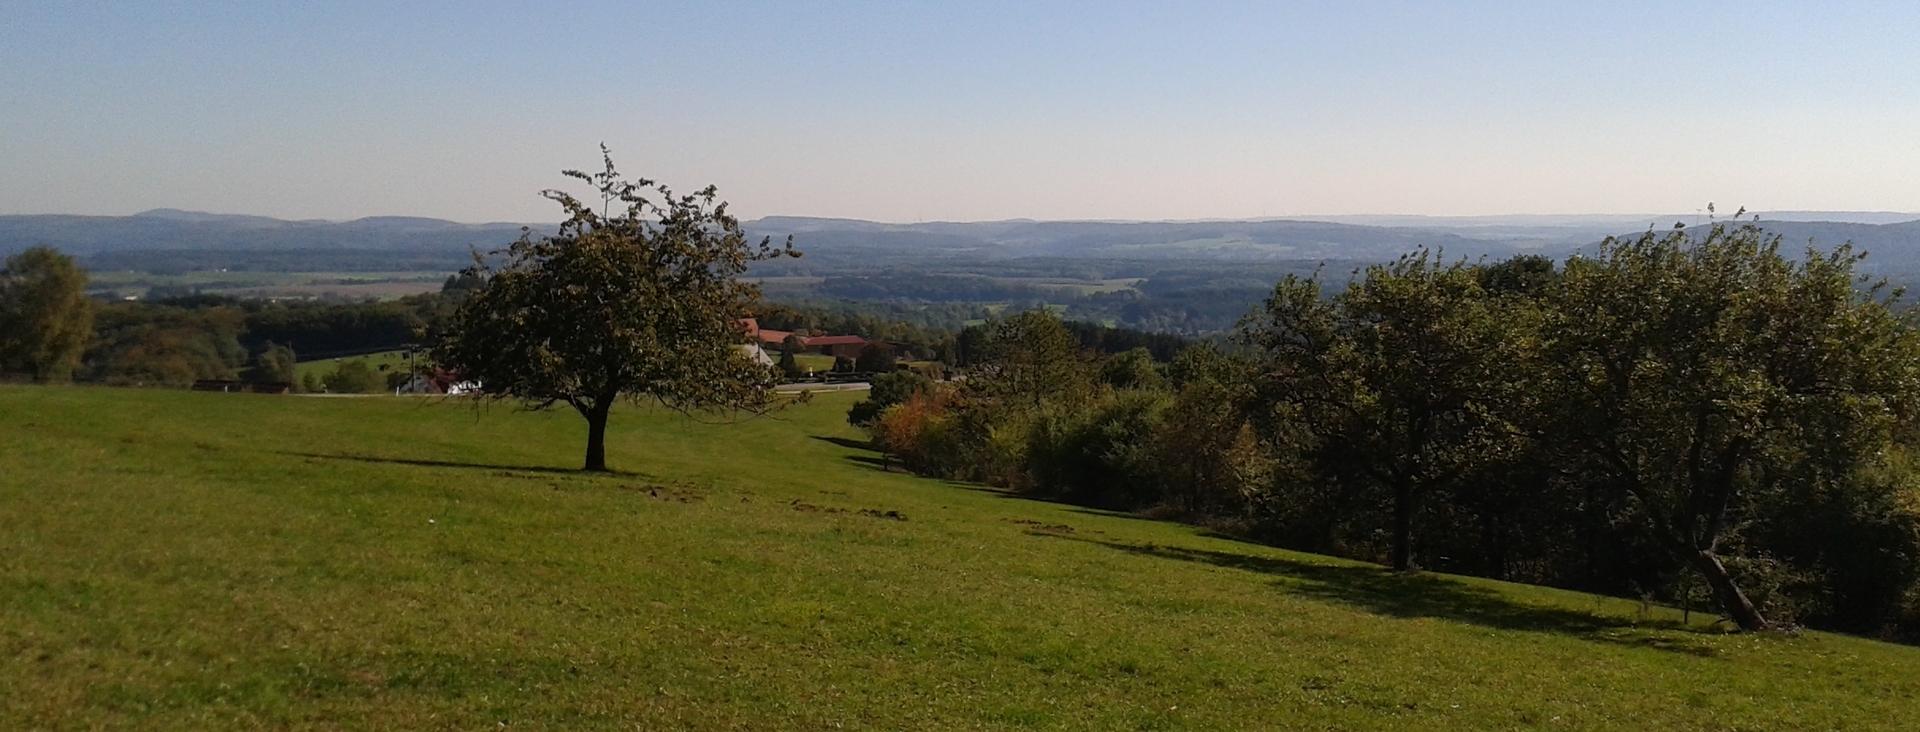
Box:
xmin=737 ymin=318 xmax=795 ymax=347
xmin=802 ymin=334 xmax=869 ymax=360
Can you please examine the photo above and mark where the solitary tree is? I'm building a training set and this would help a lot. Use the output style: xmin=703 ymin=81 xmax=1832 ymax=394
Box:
xmin=0 ymin=247 xmax=93 ymax=382
xmin=434 ymin=149 xmax=798 ymax=471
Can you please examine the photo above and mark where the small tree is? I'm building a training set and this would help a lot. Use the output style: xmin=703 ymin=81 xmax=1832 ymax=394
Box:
xmin=975 ymin=310 xmax=1092 ymax=407
xmin=246 ymin=342 xmax=297 ymax=384
xmin=324 ymin=360 xmax=383 ymax=394
xmin=434 ymin=148 xmax=798 ymax=471
xmin=848 ymin=369 xmax=933 ymax=426
xmin=777 ymin=347 xmax=803 ymax=379
xmin=0 ymin=247 xmax=93 ymax=382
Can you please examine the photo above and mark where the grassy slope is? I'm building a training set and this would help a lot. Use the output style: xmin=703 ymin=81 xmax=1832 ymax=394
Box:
xmin=2 ymin=386 xmax=1918 ymax=729
xmin=294 ymin=350 xmax=413 ymax=382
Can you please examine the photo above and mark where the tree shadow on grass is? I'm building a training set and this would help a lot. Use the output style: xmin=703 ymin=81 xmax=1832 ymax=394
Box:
xmin=1041 ymin=534 xmax=1723 ymax=658
xmin=810 ymin=435 xmax=877 ymax=451
xmin=276 ymin=451 xmax=645 ymax=477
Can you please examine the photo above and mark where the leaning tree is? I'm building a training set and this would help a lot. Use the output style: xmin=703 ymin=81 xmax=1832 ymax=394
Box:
xmin=434 ymin=148 xmax=798 ymax=471
xmin=1544 ymin=221 xmax=1920 ymax=631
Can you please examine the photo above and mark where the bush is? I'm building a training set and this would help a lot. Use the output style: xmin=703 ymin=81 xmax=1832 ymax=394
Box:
xmin=1145 ymin=378 xmax=1269 ymax=517
xmin=848 ymin=370 xmax=933 ymax=426
xmin=322 ymin=360 xmax=383 ymax=394
xmin=1099 ymin=347 xmax=1164 ymax=390
xmin=1025 ymin=390 xmax=1171 ymax=507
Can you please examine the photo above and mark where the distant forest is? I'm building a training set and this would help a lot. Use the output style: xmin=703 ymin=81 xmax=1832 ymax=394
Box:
xmin=9 ymin=209 xmax=1920 ymax=334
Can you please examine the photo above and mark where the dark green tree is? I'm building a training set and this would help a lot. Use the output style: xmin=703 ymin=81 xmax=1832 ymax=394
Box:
xmin=0 ymin=247 xmax=93 ymax=382
xmin=777 ymin=347 xmax=803 ymax=379
xmin=975 ymin=310 xmax=1091 ymax=407
xmin=848 ymin=370 xmax=934 ymax=426
xmin=245 ymin=342 xmax=297 ymax=384
xmin=323 ymin=360 xmax=383 ymax=394
xmin=434 ymin=148 xmax=798 ymax=471
xmin=1243 ymin=253 xmax=1530 ymax=571
xmin=1542 ymin=223 xmax=1920 ymax=631
xmin=1099 ymin=347 xmax=1164 ymax=390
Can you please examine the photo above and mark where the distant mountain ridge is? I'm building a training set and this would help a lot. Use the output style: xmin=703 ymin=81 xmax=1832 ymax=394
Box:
xmin=0 ymin=209 xmax=538 ymax=256
xmin=5 ymin=209 xmax=1918 ymax=269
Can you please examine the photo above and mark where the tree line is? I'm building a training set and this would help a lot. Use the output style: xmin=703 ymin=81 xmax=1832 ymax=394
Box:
xmin=0 ymin=246 xmax=457 ymax=388
xmin=852 ymin=222 xmax=1920 ymax=638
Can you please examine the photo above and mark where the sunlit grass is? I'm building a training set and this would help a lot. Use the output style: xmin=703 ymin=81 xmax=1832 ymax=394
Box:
xmin=3 ymin=385 xmax=1917 ymax=729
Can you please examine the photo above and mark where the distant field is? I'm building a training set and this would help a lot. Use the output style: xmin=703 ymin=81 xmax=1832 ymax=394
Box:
xmin=294 ymin=349 xmax=414 ymax=381
xmin=792 ymin=353 xmax=836 ymax=372
xmin=87 ymin=270 xmax=449 ymax=301
xmin=4 ymin=386 xmax=1920 ymax=729
xmin=984 ymin=275 xmax=1142 ymax=295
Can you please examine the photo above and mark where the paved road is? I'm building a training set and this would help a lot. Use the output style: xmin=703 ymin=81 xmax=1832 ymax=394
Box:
xmin=774 ymin=382 xmax=870 ymax=394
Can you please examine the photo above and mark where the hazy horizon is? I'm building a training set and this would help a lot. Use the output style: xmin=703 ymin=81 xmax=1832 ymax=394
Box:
xmin=6 ymin=2 xmax=1919 ymax=222
xmin=19 ymin=207 xmax=1920 ymax=228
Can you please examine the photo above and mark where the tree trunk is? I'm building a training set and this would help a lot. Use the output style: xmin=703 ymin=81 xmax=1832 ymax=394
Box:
xmin=1689 ymin=548 xmax=1769 ymax=631
xmin=1390 ymin=481 xmax=1414 ymax=571
xmin=583 ymin=406 xmax=610 ymax=472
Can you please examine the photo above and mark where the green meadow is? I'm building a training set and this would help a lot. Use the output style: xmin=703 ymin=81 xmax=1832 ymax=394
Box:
xmin=293 ymin=350 xmax=414 ymax=382
xmin=3 ymin=385 xmax=1918 ymax=729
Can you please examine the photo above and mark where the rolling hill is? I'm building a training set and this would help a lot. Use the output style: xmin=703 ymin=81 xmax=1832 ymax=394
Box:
xmin=7 ymin=209 xmax=1917 ymax=267
xmin=3 ymin=385 xmax=1919 ymax=728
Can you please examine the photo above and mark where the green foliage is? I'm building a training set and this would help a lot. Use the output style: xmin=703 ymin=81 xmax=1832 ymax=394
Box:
xmin=0 ymin=247 xmax=93 ymax=382
xmin=881 ymin=230 xmax=1920 ymax=637
xmin=384 ymin=370 xmax=413 ymax=391
xmin=244 ymin=342 xmax=297 ymax=384
xmin=1541 ymin=223 xmax=1920 ymax=630
xmin=777 ymin=347 xmax=803 ymax=379
xmin=854 ymin=342 xmax=897 ymax=373
xmin=1099 ymin=347 xmax=1164 ymax=390
xmin=1025 ymin=391 xmax=1172 ymax=507
xmin=433 ymin=148 xmax=798 ymax=471
xmin=85 ymin=302 xmax=246 ymax=386
xmin=1475 ymin=253 xmax=1559 ymax=297
xmin=1242 ymin=252 xmax=1530 ymax=571
xmin=322 ymin=360 xmax=383 ymax=394
xmin=847 ymin=370 xmax=932 ymax=426
xmin=975 ymin=309 xmax=1092 ymax=407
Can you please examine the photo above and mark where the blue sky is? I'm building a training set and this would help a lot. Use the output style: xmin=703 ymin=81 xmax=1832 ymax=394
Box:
xmin=4 ymin=1 xmax=1918 ymax=221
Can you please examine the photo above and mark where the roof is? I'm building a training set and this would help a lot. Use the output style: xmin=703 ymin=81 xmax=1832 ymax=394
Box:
xmin=803 ymin=335 xmax=868 ymax=347
xmin=758 ymin=329 xmax=794 ymax=344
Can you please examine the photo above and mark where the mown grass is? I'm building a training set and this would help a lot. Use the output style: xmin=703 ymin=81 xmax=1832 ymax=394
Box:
xmin=3 ymin=385 xmax=1918 ymax=729
xmin=791 ymin=353 xmax=837 ymax=373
